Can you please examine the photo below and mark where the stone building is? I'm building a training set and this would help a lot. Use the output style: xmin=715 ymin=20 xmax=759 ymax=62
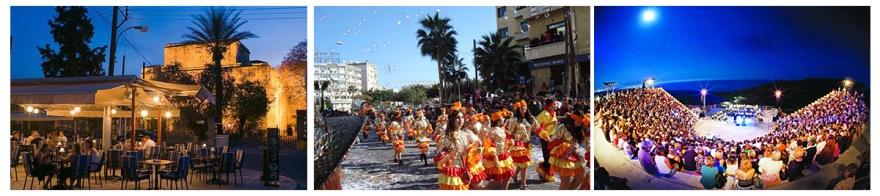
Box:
xmin=143 ymin=40 xmax=304 ymax=138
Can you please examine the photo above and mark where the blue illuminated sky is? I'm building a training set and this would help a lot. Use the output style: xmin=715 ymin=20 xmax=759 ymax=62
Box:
xmin=11 ymin=6 xmax=306 ymax=79
xmin=315 ymin=7 xmax=496 ymax=89
xmin=595 ymin=7 xmax=869 ymax=90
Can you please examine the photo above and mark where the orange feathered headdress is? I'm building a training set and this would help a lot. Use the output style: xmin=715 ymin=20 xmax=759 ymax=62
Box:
xmin=450 ymin=101 xmax=462 ymax=112
xmin=491 ymin=111 xmax=505 ymax=121
xmin=569 ymin=113 xmax=585 ymax=126
xmin=513 ymin=100 xmax=528 ymax=110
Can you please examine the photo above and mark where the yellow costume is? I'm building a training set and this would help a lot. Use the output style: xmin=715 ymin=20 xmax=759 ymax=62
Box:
xmin=436 ymin=131 xmax=470 ymax=190
xmin=548 ymin=125 xmax=585 ymax=177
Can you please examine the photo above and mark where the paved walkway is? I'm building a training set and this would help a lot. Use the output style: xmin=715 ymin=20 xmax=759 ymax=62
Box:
xmin=340 ymin=131 xmax=561 ymax=190
xmin=11 ymin=162 xmax=305 ymax=190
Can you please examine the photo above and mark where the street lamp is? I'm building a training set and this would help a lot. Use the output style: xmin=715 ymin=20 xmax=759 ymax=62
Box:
xmin=843 ymin=79 xmax=853 ymax=89
xmin=700 ymin=89 xmax=708 ymax=115
xmin=774 ymin=90 xmax=782 ymax=110
xmin=109 ymin=24 xmax=148 ymax=76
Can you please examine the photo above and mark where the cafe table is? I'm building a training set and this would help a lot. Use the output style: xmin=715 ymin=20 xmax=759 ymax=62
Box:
xmin=140 ymin=159 xmax=175 ymax=190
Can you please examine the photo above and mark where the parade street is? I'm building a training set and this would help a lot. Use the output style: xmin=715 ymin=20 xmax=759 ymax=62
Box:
xmin=340 ymin=130 xmax=561 ymax=190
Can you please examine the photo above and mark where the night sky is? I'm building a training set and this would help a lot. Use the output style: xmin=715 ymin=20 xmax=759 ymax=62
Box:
xmin=595 ymin=7 xmax=869 ymax=90
xmin=10 ymin=6 xmax=307 ymax=79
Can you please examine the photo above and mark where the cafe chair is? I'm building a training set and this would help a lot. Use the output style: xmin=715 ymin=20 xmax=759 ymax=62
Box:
xmin=161 ymin=156 xmax=191 ymax=190
xmin=234 ymin=149 xmax=245 ymax=184
xmin=20 ymin=152 xmax=39 ymax=190
xmin=72 ymin=155 xmax=91 ymax=189
xmin=88 ymin=151 xmax=106 ymax=187
xmin=217 ymin=152 xmax=236 ymax=188
xmin=120 ymin=155 xmax=150 ymax=190
xmin=10 ymin=145 xmax=22 ymax=181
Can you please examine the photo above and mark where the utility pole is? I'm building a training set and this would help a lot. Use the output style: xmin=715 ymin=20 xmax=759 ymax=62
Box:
xmin=108 ymin=6 xmax=129 ymax=76
xmin=564 ymin=6 xmax=579 ymax=97
xmin=473 ymin=39 xmax=478 ymax=92
xmin=121 ymin=55 xmax=126 ymax=75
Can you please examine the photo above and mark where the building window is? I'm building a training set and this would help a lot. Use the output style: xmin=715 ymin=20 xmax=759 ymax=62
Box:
xmin=520 ymin=21 xmax=529 ymax=32
xmin=497 ymin=7 xmax=507 ymax=18
xmin=499 ymin=27 xmax=509 ymax=38
xmin=548 ymin=21 xmax=567 ymax=37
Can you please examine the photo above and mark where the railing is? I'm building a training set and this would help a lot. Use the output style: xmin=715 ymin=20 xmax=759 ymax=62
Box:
xmin=525 ymin=41 xmax=566 ymax=60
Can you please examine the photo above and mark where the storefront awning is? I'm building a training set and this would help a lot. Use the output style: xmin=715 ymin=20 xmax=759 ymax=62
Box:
xmin=11 ymin=75 xmax=215 ymax=106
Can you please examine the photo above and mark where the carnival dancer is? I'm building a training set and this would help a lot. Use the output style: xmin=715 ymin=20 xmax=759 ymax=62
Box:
xmin=404 ymin=108 xmax=416 ymax=143
xmin=510 ymin=100 xmax=534 ymax=189
xmin=389 ymin=111 xmax=406 ymax=165
xmin=376 ymin=113 xmax=390 ymax=143
xmin=434 ymin=107 xmax=449 ymax=143
xmin=359 ymin=103 xmax=374 ymax=140
xmin=549 ymin=112 xmax=587 ymax=190
xmin=414 ymin=109 xmax=433 ymax=166
xmin=482 ymin=110 xmax=516 ymax=189
xmin=581 ymin=114 xmax=591 ymax=190
xmin=535 ymin=98 xmax=559 ymax=182
xmin=464 ymin=110 xmax=488 ymax=189
xmin=435 ymin=103 xmax=469 ymax=190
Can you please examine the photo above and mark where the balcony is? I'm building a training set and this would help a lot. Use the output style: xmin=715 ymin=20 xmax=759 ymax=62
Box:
xmin=513 ymin=31 xmax=529 ymax=41
xmin=525 ymin=41 xmax=566 ymax=60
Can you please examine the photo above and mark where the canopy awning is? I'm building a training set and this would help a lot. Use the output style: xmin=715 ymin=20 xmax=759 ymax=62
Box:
xmin=11 ymin=75 xmax=215 ymax=106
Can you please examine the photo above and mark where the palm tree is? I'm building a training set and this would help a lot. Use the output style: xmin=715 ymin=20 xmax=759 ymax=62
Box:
xmin=474 ymin=32 xmax=523 ymax=92
xmin=183 ymin=7 xmax=257 ymax=135
xmin=443 ymin=54 xmax=468 ymax=100
xmin=416 ymin=12 xmax=457 ymax=103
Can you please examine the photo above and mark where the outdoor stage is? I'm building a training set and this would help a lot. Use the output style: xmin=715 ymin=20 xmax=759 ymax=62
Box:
xmin=693 ymin=118 xmax=774 ymax=142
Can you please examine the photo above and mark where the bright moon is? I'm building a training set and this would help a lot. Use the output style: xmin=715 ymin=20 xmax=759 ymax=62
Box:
xmin=641 ymin=9 xmax=657 ymax=23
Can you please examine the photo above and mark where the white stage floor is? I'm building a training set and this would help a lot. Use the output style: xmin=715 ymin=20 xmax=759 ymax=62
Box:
xmin=693 ymin=118 xmax=774 ymax=142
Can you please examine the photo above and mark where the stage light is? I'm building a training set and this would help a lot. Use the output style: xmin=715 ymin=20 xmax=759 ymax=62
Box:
xmin=641 ymin=9 xmax=657 ymax=23
xmin=644 ymin=78 xmax=656 ymax=87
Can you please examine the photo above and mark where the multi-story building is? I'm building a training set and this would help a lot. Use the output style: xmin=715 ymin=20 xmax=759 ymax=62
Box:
xmin=314 ymin=53 xmax=380 ymax=112
xmin=496 ymin=6 xmax=590 ymax=95
xmin=143 ymin=41 xmax=305 ymax=138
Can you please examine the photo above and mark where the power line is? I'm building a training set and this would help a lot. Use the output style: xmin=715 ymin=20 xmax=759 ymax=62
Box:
xmin=130 ymin=17 xmax=307 ymax=21
xmin=120 ymin=33 xmax=153 ymax=66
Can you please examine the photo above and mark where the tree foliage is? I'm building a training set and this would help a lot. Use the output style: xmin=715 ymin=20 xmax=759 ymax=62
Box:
xmin=230 ymin=81 xmax=270 ymax=135
xmin=416 ymin=12 xmax=458 ymax=103
xmin=38 ymin=6 xmax=107 ymax=78
xmin=474 ymin=32 xmax=525 ymax=92
xmin=152 ymin=63 xmax=210 ymax=140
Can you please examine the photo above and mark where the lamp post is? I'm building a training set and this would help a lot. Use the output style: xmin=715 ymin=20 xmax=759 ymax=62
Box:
xmin=774 ymin=90 xmax=782 ymax=110
xmin=700 ymin=89 xmax=708 ymax=116
xmin=108 ymin=6 xmax=149 ymax=76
